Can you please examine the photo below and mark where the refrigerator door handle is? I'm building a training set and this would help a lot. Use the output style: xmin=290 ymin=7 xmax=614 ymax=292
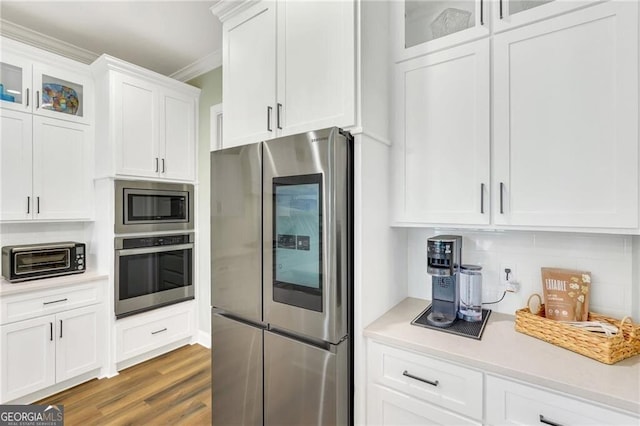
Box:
xmin=214 ymin=309 xmax=267 ymax=330
xmin=267 ymin=325 xmax=340 ymax=353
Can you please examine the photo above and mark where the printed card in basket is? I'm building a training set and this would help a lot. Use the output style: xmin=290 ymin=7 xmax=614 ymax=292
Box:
xmin=541 ymin=267 xmax=590 ymax=321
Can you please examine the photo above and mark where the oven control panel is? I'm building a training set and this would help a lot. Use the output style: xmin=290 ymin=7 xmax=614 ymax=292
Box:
xmin=118 ymin=234 xmax=194 ymax=250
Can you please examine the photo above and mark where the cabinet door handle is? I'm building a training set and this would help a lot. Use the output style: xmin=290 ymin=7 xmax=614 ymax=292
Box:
xmin=539 ymin=415 xmax=564 ymax=426
xmin=277 ymin=103 xmax=283 ymax=130
xmin=50 ymin=322 xmax=53 ymax=341
xmin=151 ymin=328 xmax=168 ymax=335
xmin=162 ymin=158 xmax=165 ymax=173
xmin=36 ymin=90 xmax=40 ymax=108
xmin=480 ymin=183 xmax=485 ymax=214
xmin=59 ymin=320 xmax=63 ymax=338
xmin=480 ymin=0 xmax=484 ymax=25
xmin=43 ymin=298 xmax=68 ymax=306
xmin=402 ymin=370 xmax=439 ymax=387
xmin=155 ymin=157 xmax=159 ymax=173
xmin=499 ymin=0 xmax=504 ymax=19
xmin=499 ymin=182 xmax=505 ymax=214
xmin=25 ymin=88 xmax=29 ymax=107
xmin=27 ymin=196 xmax=30 ymax=214
xmin=267 ymin=106 xmax=273 ymax=132
xmin=37 ymin=196 xmax=40 ymax=214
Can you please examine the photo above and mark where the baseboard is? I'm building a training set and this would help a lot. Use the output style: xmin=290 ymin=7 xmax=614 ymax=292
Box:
xmin=115 ymin=337 xmax=191 ymax=372
xmin=197 ymin=330 xmax=211 ymax=349
xmin=3 ymin=369 xmax=101 ymax=404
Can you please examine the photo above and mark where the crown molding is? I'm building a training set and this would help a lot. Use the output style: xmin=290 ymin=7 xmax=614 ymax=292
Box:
xmin=210 ymin=0 xmax=258 ymax=22
xmin=170 ymin=49 xmax=222 ymax=82
xmin=0 ymin=19 xmax=98 ymax=64
xmin=92 ymin=54 xmax=201 ymax=95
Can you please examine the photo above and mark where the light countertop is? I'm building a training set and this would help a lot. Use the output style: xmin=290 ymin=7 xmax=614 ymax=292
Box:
xmin=0 ymin=270 xmax=108 ymax=297
xmin=364 ymin=297 xmax=640 ymax=415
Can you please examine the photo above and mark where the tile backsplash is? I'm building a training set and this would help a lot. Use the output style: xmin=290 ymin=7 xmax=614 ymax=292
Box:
xmin=407 ymin=229 xmax=637 ymax=321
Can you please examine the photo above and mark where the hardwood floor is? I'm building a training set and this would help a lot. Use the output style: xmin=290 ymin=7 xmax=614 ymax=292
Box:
xmin=38 ymin=344 xmax=211 ymax=425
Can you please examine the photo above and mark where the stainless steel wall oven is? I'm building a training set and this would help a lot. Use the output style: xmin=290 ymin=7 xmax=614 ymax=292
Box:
xmin=115 ymin=180 xmax=194 ymax=234
xmin=115 ymin=233 xmax=194 ymax=318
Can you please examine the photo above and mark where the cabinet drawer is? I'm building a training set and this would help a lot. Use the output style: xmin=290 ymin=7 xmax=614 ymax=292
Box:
xmin=116 ymin=303 xmax=193 ymax=362
xmin=368 ymin=383 xmax=481 ymax=426
xmin=368 ymin=341 xmax=483 ymax=420
xmin=486 ymin=375 xmax=639 ymax=425
xmin=1 ymin=282 xmax=102 ymax=325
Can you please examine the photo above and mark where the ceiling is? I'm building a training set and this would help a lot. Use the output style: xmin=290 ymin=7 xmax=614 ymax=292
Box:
xmin=0 ymin=1 xmax=223 ymax=80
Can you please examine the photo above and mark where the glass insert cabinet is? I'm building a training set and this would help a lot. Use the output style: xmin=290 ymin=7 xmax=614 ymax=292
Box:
xmin=0 ymin=51 xmax=90 ymax=124
xmin=395 ymin=0 xmax=596 ymax=61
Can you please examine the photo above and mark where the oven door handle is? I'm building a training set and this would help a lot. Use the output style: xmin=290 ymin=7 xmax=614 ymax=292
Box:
xmin=116 ymin=243 xmax=194 ymax=256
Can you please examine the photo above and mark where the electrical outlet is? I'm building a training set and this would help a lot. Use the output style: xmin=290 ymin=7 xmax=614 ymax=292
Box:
xmin=499 ymin=263 xmax=517 ymax=287
xmin=506 ymin=281 xmax=520 ymax=293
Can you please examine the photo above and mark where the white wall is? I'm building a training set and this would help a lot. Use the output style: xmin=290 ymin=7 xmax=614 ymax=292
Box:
xmin=406 ymin=229 xmax=636 ymax=321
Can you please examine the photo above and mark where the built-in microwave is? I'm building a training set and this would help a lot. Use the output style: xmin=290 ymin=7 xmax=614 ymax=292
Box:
xmin=114 ymin=180 xmax=194 ymax=234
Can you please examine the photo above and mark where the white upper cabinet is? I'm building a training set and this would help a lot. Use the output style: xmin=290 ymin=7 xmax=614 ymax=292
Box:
xmin=493 ymin=1 xmax=638 ymax=229
xmin=1 ymin=50 xmax=92 ymax=125
xmin=92 ymin=55 xmax=200 ymax=182
xmin=218 ymin=0 xmax=355 ymax=148
xmin=0 ymin=39 xmax=94 ymax=222
xmin=0 ymin=112 xmax=92 ymax=221
xmin=392 ymin=0 xmax=489 ymax=62
xmin=223 ymin=2 xmax=277 ymax=148
xmin=276 ymin=0 xmax=355 ymax=137
xmin=161 ymin=90 xmax=196 ymax=181
xmin=32 ymin=116 xmax=92 ymax=221
xmin=112 ymin=73 xmax=159 ymax=178
xmin=0 ymin=93 xmax=92 ymax=223
xmin=393 ymin=0 xmax=639 ymax=233
xmin=0 ymin=51 xmax=33 ymax=114
xmin=392 ymin=39 xmax=490 ymax=225
xmin=491 ymin=0 xmax=601 ymax=33
xmin=0 ymin=110 xmax=33 ymax=221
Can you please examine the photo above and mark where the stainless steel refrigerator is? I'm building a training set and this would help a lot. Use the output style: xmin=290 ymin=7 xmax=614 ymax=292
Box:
xmin=211 ymin=127 xmax=353 ymax=425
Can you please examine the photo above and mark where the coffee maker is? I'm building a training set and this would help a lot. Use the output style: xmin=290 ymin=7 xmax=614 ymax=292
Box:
xmin=426 ymin=235 xmax=462 ymax=328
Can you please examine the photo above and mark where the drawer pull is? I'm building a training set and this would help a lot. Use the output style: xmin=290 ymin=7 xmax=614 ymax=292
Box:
xmin=539 ymin=415 xmax=563 ymax=426
xmin=43 ymin=298 xmax=68 ymax=306
xmin=402 ymin=370 xmax=439 ymax=387
xmin=151 ymin=328 xmax=168 ymax=335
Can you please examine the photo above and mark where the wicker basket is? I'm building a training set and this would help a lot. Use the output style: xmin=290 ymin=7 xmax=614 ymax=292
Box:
xmin=515 ymin=294 xmax=640 ymax=365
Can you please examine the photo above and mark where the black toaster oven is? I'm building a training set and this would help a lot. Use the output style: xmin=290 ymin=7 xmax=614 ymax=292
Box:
xmin=1 ymin=242 xmax=86 ymax=282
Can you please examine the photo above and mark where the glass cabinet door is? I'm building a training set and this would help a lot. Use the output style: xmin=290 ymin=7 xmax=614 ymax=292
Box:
xmin=506 ymin=0 xmax=553 ymax=17
xmin=406 ymin=1 xmax=477 ymax=48
xmin=0 ymin=53 xmax=32 ymax=113
xmin=33 ymin=64 xmax=90 ymax=124
xmin=396 ymin=0 xmax=489 ymax=61
xmin=492 ymin=0 xmax=598 ymax=33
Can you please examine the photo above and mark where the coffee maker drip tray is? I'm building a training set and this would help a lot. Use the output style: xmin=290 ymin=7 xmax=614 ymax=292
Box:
xmin=411 ymin=305 xmax=491 ymax=340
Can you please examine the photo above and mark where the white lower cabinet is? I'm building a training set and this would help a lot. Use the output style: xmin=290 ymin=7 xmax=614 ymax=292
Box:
xmin=54 ymin=305 xmax=102 ymax=383
xmin=115 ymin=301 xmax=194 ymax=364
xmin=367 ymin=341 xmax=483 ymax=423
xmin=486 ymin=375 xmax=639 ymax=426
xmin=0 ymin=315 xmax=55 ymax=402
xmin=0 ymin=279 xmax=105 ymax=403
xmin=367 ymin=340 xmax=639 ymax=425
xmin=0 ymin=304 xmax=103 ymax=403
xmin=369 ymin=383 xmax=481 ymax=426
